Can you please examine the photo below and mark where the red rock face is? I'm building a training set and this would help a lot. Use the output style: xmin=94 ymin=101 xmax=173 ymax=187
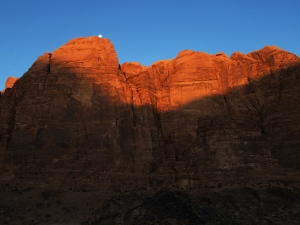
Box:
xmin=1 ymin=76 xmax=18 ymax=93
xmin=0 ymin=37 xmax=300 ymax=189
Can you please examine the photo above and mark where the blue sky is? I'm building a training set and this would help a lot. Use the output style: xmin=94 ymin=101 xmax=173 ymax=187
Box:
xmin=1 ymin=0 xmax=299 ymax=90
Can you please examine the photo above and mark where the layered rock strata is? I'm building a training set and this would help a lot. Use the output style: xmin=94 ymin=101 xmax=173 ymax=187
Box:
xmin=0 ymin=37 xmax=300 ymax=189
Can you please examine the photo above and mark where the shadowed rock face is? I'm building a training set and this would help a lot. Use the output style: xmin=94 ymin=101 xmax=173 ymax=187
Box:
xmin=0 ymin=36 xmax=300 ymax=190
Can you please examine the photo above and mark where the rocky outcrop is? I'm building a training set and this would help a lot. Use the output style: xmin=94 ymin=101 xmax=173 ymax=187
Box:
xmin=1 ymin=76 xmax=18 ymax=93
xmin=0 ymin=37 xmax=300 ymax=190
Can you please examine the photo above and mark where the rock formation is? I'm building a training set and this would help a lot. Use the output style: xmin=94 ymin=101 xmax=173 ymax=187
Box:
xmin=0 ymin=36 xmax=300 ymax=190
xmin=1 ymin=76 xmax=18 ymax=93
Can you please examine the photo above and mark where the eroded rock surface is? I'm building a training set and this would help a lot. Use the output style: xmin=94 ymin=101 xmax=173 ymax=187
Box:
xmin=0 ymin=37 xmax=300 ymax=190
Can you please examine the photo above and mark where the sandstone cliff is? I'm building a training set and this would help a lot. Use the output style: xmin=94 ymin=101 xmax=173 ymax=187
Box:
xmin=1 ymin=76 xmax=18 ymax=94
xmin=0 ymin=37 xmax=300 ymax=190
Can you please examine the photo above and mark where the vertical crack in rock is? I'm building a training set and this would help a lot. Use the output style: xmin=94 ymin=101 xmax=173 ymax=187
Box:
xmin=47 ymin=53 xmax=52 ymax=73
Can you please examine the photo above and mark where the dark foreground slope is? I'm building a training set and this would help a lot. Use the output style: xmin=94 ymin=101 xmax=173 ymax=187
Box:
xmin=1 ymin=181 xmax=300 ymax=224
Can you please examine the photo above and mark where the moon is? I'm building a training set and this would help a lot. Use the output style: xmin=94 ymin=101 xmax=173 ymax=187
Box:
xmin=98 ymin=34 xmax=102 ymax=38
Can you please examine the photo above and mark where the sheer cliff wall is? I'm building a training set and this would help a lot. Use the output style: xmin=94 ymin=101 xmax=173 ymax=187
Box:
xmin=1 ymin=37 xmax=300 ymax=189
